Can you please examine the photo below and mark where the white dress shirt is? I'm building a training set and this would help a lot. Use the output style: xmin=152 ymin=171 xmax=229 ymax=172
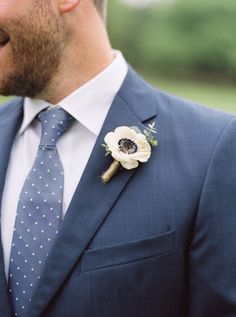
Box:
xmin=1 ymin=50 xmax=128 ymax=277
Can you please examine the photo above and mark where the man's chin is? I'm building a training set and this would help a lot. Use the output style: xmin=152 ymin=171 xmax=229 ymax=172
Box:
xmin=0 ymin=83 xmax=18 ymax=97
xmin=0 ymin=70 xmax=19 ymax=96
xmin=0 ymin=79 xmax=42 ymax=98
xmin=0 ymin=86 xmax=14 ymax=97
xmin=0 ymin=88 xmax=27 ymax=98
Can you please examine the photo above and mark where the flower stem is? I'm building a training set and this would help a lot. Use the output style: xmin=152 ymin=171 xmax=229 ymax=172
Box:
xmin=102 ymin=160 xmax=121 ymax=183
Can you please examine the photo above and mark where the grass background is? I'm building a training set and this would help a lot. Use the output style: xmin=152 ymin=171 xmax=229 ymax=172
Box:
xmin=146 ymin=76 xmax=236 ymax=114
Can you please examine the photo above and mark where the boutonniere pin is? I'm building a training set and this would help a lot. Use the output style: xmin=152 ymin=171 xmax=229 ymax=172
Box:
xmin=101 ymin=122 xmax=158 ymax=183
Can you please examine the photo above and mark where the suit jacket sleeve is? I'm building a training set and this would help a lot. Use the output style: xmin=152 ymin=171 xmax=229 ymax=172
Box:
xmin=188 ymin=116 xmax=236 ymax=316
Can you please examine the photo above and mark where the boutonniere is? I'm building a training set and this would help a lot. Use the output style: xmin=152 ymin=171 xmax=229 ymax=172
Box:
xmin=101 ymin=122 xmax=158 ymax=183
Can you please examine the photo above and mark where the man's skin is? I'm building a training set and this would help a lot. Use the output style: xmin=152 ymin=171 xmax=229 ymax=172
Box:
xmin=0 ymin=0 xmax=113 ymax=103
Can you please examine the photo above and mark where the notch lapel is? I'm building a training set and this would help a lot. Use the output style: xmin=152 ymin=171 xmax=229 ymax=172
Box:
xmin=0 ymin=98 xmax=24 ymax=317
xmin=28 ymin=68 xmax=157 ymax=317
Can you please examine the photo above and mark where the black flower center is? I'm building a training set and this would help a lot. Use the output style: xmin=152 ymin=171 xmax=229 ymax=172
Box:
xmin=118 ymin=138 xmax=138 ymax=154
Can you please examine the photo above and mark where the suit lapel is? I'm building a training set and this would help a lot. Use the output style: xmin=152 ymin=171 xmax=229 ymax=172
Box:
xmin=0 ymin=98 xmax=24 ymax=317
xmin=28 ymin=68 xmax=158 ymax=317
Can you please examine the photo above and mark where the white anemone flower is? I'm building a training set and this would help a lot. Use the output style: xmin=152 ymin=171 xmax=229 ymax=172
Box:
xmin=104 ymin=126 xmax=151 ymax=170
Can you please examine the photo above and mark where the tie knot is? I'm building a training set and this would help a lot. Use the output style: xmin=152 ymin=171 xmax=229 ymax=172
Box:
xmin=38 ymin=107 xmax=74 ymax=147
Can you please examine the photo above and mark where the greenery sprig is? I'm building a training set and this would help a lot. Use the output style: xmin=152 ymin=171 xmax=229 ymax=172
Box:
xmin=143 ymin=122 xmax=158 ymax=147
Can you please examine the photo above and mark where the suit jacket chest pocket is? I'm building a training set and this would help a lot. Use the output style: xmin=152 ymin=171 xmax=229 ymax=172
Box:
xmin=79 ymin=230 xmax=175 ymax=273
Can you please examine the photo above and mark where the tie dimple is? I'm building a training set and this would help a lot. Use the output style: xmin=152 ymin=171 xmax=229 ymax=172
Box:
xmin=8 ymin=107 xmax=74 ymax=317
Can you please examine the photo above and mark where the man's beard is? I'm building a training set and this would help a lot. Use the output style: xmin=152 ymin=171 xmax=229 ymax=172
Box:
xmin=0 ymin=2 xmax=68 ymax=98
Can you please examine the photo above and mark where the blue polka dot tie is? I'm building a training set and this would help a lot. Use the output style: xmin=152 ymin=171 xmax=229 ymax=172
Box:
xmin=8 ymin=107 xmax=74 ymax=317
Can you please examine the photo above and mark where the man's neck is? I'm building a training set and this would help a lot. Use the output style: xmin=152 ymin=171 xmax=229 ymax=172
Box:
xmin=35 ymin=9 xmax=114 ymax=105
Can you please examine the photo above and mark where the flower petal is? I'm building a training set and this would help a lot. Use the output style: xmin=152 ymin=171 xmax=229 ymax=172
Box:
xmin=110 ymin=151 xmax=128 ymax=162
xmin=133 ymin=141 xmax=151 ymax=162
xmin=120 ymin=159 xmax=139 ymax=170
xmin=114 ymin=126 xmax=136 ymax=138
xmin=104 ymin=132 xmax=119 ymax=152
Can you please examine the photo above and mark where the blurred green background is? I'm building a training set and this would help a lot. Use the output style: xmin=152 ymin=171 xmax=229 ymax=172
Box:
xmin=1 ymin=0 xmax=236 ymax=114
xmin=107 ymin=0 xmax=236 ymax=113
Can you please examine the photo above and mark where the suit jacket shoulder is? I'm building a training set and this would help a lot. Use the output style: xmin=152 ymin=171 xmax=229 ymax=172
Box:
xmin=119 ymin=67 xmax=234 ymax=139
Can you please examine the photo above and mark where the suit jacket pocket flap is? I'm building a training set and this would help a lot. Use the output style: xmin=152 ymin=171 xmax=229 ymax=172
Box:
xmin=79 ymin=230 xmax=175 ymax=272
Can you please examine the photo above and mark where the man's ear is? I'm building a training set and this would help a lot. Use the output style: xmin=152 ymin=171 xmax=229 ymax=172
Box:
xmin=58 ymin=0 xmax=81 ymax=13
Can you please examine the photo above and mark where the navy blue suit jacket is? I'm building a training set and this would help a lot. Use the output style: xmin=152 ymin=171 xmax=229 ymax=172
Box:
xmin=0 ymin=68 xmax=236 ymax=317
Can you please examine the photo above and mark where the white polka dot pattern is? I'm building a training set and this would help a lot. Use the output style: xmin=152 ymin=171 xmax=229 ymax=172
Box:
xmin=8 ymin=108 xmax=74 ymax=317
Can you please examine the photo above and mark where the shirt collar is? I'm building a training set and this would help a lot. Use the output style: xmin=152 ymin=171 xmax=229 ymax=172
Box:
xmin=20 ymin=50 xmax=128 ymax=136
xmin=18 ymin=99 xmax=50 ymax=135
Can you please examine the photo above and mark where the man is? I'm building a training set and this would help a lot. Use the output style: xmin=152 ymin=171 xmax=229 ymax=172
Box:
xmin=0 ymin=0 xmax=236 ymax=316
